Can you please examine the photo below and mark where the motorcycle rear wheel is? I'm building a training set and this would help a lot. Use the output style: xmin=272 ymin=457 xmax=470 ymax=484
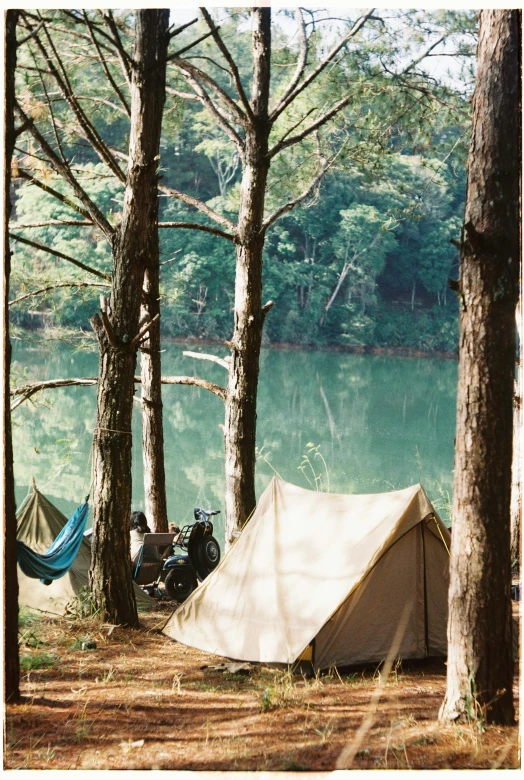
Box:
xmin=196 ymin=535 xmax=221 ymax=578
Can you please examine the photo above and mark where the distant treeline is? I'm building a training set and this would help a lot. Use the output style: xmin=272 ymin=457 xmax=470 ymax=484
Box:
xmin=11 ymin=144 xmax=464 ymax=353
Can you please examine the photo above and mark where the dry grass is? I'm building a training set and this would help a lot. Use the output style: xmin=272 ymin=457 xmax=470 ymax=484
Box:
xmin=5 ymin=608 xmax=520 ymax=771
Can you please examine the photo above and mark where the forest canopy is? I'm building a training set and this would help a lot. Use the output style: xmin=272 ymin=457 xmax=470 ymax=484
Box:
xmin=10 ymin=7 xmax=475 ymax=353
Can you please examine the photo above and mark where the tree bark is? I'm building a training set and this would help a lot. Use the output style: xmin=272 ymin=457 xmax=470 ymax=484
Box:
xmin=4 ymin=8 xmax=21 ymax=704
xmin=140 ymin=262 xmax=168 ymax=532
xmin=223 ymin=8 xmax=271 ymax=546
xmin=510 ymin=294 xmax=522 ymax=567
xmin=89 ymin=10 xmax=169 ymax=624
xmin=439 ymin=9 xmax=520 ymax=726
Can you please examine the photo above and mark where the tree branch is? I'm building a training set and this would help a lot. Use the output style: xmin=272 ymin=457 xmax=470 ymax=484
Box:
xmin=82 ymin=10 xmax=130 ymax=117
xmin=170 ymin=55 xmax=247 ymax=127
xmin=200 ymin=7 xmax=254 ymax=123
xmin=11 ymin=220 xmax=92 ymax=228
xmin=153 ymin=375 xmax=226 ymax=401
xmin=158 ymin=221 xmax=234 ymax=241
xmin=14 ymin=103 xmax=115 ymax=238
xmin=270 ymin=8 xmax=308 ymax=119
xmin=269 ymin=95 xmax=352 ymax=158
xmin=262 ymin=153 xmax=331 ymax=231
xmin=183 ymin=350 xmax=230 ymax=370
xmin=17 ymin=21 xmax=44 ymax=47
xmin=28 ymin=15 xmax=126 ymax=183
xmin=168 ymin=17 xmax=199 ymax=40
xmin=10 ymin=374 xmax=227 ymax=411
xmin=269 ymin=9 xmax=375 ymax=122
xmin=9 ymin=233 xmax=111 ymax=281
xmin=167 ymin=26 xmax=220 ymax=61
xmin=174 ymin=64 xmax=245 ymax=152
xmin=166 ymin=86 xmax=200 ymax=101
xmin=400 ymin=35 xmax=445 ymax=76
xmin=14 ymin=169 xmax=96 ymax=224
xmin=31 ymin=44 xmax=67 ymax=164
xmin=130 ymin=313 xmax=160 ymax=348
xmin=159 ymin=183 xmax=237 ymax=233
xmin=9 ymin=281 xmax=110 ymax=306
xmin=76 ymin=94 xmax=129 ymax=118
xmin=10 ymin=377 xmax=99 ymax=411
xmin=262 ymin=300 xmax=274 ymax=320
xmin=100 ymin=310 xmax=119 ymax=348
xmin=101 ymin=10 xmax=132 ymax=86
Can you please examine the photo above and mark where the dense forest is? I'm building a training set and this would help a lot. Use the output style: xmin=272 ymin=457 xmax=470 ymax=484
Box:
xmin=10 ymin=9 xmax=473 ymax=353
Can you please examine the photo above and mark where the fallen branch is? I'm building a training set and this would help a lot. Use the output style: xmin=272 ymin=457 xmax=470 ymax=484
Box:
xmin=11 ymin=377 xmax=98 ymax=410
xmin=153 ymin=375 xmax=227 ymax=400
xmin=183 ymin=350 xmax=230 ymax=370
xmin=11 ymin=373 xmax=227 ymax=410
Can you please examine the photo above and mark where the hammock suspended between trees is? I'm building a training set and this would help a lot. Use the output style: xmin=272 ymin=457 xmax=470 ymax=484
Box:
xmin=16 ymin=500 xmax=89 ymax=585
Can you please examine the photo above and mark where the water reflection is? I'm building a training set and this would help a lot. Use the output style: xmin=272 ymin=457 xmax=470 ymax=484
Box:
xmin=12 ymin=342 xmax=457 ymax=546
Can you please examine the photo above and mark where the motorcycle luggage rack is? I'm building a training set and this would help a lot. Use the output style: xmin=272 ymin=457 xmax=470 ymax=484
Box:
xmin=177 ymin=524 xmax=195 ymax=550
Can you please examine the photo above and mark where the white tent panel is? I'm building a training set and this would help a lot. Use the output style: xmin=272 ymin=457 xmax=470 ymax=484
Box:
xmin=164 ymin=477 xmax=445 ymax=667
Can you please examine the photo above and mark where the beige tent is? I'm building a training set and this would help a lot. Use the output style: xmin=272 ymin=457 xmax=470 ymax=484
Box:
xmin=163 ymin=477 xmax=450 ymax=669
xmin=17 ymin=485 xmax=153 ymax=615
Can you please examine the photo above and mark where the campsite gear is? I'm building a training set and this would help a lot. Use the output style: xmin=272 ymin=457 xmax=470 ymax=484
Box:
xmin=16 ymin=483 xmax=154 ymax=615
xmin=163 ymin=477 xmax=451 ymax=671
xmin=133 ymin=508 xmax=221 ymax=602
xmin=16 ymin=499 xmax=90 ymax=584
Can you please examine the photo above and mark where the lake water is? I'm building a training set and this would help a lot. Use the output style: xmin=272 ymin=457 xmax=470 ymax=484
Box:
xmin=11 ymin=341 xmax=457 ymax=545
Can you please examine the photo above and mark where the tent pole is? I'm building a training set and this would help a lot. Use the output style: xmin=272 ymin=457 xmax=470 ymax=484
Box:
xmin=421 ymin=522 xmax=429 ymax=657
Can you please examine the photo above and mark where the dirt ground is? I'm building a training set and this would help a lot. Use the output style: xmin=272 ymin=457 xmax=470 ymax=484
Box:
xmin=5 ymin=604 xmax=520 ymax=771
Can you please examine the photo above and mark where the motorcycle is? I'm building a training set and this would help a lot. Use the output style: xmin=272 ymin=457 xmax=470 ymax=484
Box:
xmin=135 ymin=508 xmax=221 ymax=602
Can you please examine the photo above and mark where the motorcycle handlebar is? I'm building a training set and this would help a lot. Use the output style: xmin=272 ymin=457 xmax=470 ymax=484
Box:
xmin=193 ymin=507 xmax=221 ymax=520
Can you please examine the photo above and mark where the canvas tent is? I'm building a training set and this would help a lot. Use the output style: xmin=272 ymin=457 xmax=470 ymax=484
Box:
xmin=163 ymin=477 xmax=451 ymax=670
xmin=17 ymin=485 xmax=153 ymax=615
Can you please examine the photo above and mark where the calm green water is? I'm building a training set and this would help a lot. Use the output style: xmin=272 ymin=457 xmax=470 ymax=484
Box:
xmin=11 ymin=341 xmax=457 ymax=545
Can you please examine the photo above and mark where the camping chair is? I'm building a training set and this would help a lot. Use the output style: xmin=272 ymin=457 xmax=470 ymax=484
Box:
xmin=133 ymin=532 xmax=176 ymax=588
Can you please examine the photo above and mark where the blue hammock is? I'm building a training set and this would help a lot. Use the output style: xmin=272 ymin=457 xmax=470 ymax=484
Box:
xmin=16 ymin=500 xmax=89 ymax=585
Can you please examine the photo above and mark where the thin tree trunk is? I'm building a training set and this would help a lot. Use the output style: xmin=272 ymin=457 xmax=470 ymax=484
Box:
xmin=140 ymin=262 xmax=168 ymax=532
xmin=4 ymin=8 xmax=21 ymax=704
xmin=224 ymin=8 xmax=271 ymax=546
xmin=89 ymin=10 xmax=169 ymax=624
xmin=510 ymin=295 xmax=522 ymax=567
xmin=439 ymin=9 xmax=520 ymax=726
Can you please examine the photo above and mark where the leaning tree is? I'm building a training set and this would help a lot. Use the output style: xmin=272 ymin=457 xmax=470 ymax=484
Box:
xmin=439 ymin=8 xmax=521 ymax=725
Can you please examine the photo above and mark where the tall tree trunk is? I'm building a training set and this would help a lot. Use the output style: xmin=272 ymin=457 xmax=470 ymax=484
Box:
xmin=224 ymin=8 xmax=271 ymax=546
xmin=140 ymin=261 xmax=168 ymax=532
xmin=439 ymin=9 xmax=520 ymax=726
xmin=89 ymin=10 xmax=169 ymax=624
xmin=4 ymin=8 xmax=21 ymax=704
xmin=510 ymin=294 xmax=522 ymax=567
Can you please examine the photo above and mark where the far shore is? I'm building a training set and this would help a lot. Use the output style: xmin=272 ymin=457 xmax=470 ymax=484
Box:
xmin=13 ymin=327 xmax=458 ymax=361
